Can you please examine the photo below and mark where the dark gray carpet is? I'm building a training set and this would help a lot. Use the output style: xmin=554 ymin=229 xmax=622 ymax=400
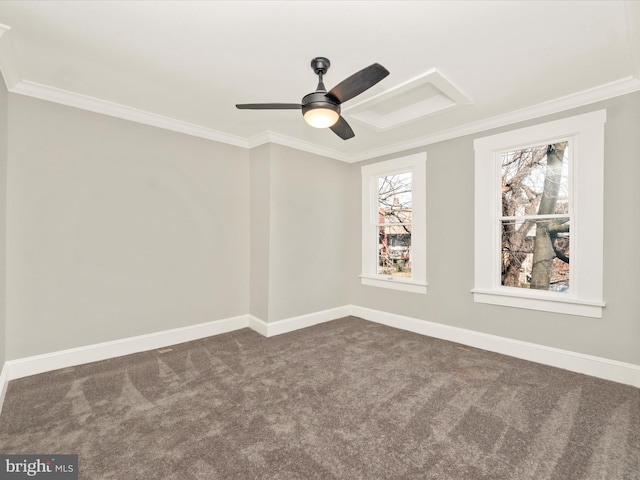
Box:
xmin=0 ymin=316 xmax=638 ymax=479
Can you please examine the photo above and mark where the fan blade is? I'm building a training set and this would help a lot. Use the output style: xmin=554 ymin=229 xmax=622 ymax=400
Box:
xmin=330 ymin=115 xmax=355 ymax=140
xmin=236 ymin=103 xmax=302 ymax=110
xmin=328 ymin=63 xmax=389 ymax=104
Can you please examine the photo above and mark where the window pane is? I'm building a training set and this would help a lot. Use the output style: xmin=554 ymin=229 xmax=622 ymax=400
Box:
xmin=378 ymin=224 xmax=412 ymax=277
xmin=501 ymin=218 xmax=570 ymax=291
xmin=378 ymin=172 xmax=412 ymax=224
xmin=501 ymin=142 xmax=570 ymax=217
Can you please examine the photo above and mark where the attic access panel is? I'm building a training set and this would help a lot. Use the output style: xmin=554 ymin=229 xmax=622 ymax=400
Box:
xmin=343 ymin=69 xmax=471 ymax=131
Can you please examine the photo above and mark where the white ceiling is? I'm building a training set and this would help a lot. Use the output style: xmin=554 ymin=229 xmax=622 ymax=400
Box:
xmin=0 ymin=1 xmax=639 ymax=162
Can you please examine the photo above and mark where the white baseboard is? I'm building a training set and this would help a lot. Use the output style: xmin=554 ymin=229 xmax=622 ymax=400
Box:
xmin=1 ymin=305 xmax=638 ymax=416
xmin=3 ymin=315 xmax=250 ymax=382
xmin=252 ymin=305 xmax=351 ymax=337
xmin=0 ymin=363 xmax=9 ymax=416
xmin=248 ymin=315 xmax=269 ymax=337
xmin=350 ymin=305 xmax=640 ymax=388
xmin=0 ymin=306 xmax=350 ymax=384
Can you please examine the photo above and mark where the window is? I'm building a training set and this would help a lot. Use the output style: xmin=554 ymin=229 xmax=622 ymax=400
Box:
xmin=473 ymin=110 xmax=605 ymax=317
xmin=361 ymin=153 xmax=427 ymax=294
xmin=500 ymin=142 xmax=571 ymax=292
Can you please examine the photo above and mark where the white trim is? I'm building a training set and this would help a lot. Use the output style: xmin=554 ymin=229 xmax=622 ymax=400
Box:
xmin=10 ymin=80 xmax=250 ymax=148
xmin=473 ymin=110 xmax=606 ymax=317
xmin=624 ymin=1 xmax=640 ymax=79
xmin=6 ymin=81 xmax=353 ymax=163
xmin=246 ymin=131 xmax=351 ymax=163
xmin=349 ymin=305 xmax=640 ymax=388
xmin=360 ymin=276 xmax=427 ymax=294
xmin=248 ymin=315 xmax=269 ymax=337
xmin=3 ymin=315 xmax=250 ymax=382
xmin=0 ymin=308 xmax=350 ymax=412
xmin=361 ymin=153 xmax=427 ymax=293
xmin=347 ymin=77 xmax=640 ymax=163
xmin=1 ymin=306 xmax=638 ymax=415
xmin=0 ymin=363 xmax=9 ymax=416
xmin=250 ymin=305 xmax=351 ymax=337
xmin=0 ymin=306 xmax=350 ymax=388
xmin=0 ymin=23 xmax=20 ymax=90
xmin=0 ymin=39 xmax=634 ymax=164
xmin=472 ymin=289 xmax=605 ymax=318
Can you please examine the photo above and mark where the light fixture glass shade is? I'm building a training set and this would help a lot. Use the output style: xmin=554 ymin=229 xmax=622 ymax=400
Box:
xmin=303 ymin=108 xmax=340 ymax=128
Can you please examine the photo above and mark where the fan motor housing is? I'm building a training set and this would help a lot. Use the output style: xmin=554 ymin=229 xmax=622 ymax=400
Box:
xmin=301 ymin=92 xmax=340 ymax=116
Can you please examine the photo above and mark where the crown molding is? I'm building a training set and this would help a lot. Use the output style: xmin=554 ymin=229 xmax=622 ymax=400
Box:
xmin=347 ymin=76 xmax=640 ymax=163
xmin=0 ymin=23 xmax=20 ymax=90
xmin=624 ymin=0 xmax=640 ymax=79
xmin=3 ymin=73 xmax=639 ymax=164
xmin=247 ymin=130 xmax=352 ymax=162
xmin=9 ymin=79 xmax=250 ymax=148
xmin=6 ymin=77 xmax=351 ymax=161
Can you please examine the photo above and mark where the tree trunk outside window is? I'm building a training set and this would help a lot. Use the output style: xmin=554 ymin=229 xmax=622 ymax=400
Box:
xmin=530 ymin=142 xmax=567 ymax=290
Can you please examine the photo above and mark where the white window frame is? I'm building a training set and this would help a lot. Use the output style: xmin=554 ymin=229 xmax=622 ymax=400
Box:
xmin=361 ymin=153 xmax=427 ymax=294
xmin=473 ymin=110 xmax=606 ymax=318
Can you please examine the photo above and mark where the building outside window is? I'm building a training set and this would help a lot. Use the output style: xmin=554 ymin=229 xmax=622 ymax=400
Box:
xmin=361 ymin=153 xmax=427 ymax=294
xmin=377 ymin=172 xmax=413 ymax=278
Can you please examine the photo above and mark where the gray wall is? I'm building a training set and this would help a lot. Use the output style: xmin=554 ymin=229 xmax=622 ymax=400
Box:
xmin=266 ymin=144 xmax=350 ymax=322
xmin=6 ymin=95 xmax=250 ymax=359
xmin=0 ymin=75 xmax=6 ymax=367
xmin=249 ymin=144 xmax=271 ymax=322
xmin=349 ymin=91 xmax=640 ymax=366
xmin=2 ymin=88 xmax=638 ymax=368
xmin=248 ymin=144 xmax=351 ymax=323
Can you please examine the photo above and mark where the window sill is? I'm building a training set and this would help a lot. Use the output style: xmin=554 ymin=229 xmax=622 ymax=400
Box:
xmin=471 ymin=288 xmax=604 ymax=318
xmin=360 ymin=275 xmax=427 ymax=294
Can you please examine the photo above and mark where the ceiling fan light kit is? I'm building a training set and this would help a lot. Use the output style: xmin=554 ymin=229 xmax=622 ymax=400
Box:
xmin=303 ymin=106 xmax=340 ymax=128
xmin=301 ymin=92 xmax=340 ymax=128
xmin=236 ymin=57 xmax=389 ymax=140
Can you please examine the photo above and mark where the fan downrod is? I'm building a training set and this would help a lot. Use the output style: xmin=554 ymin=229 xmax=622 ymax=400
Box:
xmin=311 ymin=57 xmax=330 ymax=76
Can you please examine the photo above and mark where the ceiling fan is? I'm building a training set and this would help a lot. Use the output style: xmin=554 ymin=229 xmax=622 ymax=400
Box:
xmin=236 ymin=57 xmax=389 ymax=140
